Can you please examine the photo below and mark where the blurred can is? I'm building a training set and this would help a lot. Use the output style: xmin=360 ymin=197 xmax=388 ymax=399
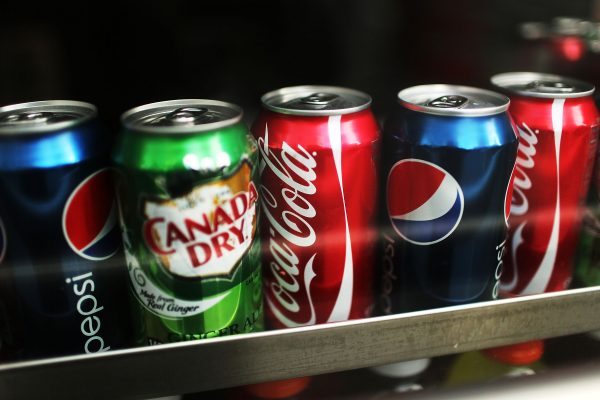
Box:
xmin=113 ymin=100 xmax=263 ymax=345
xmin=381 ymin=85 xmax=518 ymax=312
xmin=0 ymin=100 xmax=131 ymax=359
xmin=362 ymin=359 xmax=431 ymax=399
xmin=575 ymin=194 xmax=600 ymax=289
xmin=491 ymin=72 xmax=599 ymax=295
xmin=574 ymin=135 xmax=600 ymax=341
xmin=253 ymin=85 xmax=379 ymax=328
xmin=444 ymin=350 xmax=545 ymax=388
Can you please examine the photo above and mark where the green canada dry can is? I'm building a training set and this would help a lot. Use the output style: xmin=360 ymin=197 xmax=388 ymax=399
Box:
xmin=113 ymin=100 xmax=263 ymax=345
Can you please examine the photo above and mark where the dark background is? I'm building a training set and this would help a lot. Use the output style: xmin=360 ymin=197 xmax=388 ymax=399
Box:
xmin=2 ymin=0 xmax=599 ymax=131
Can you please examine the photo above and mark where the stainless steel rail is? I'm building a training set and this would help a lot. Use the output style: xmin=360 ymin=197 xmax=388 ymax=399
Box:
xmin=1 ymin=287 xmax=599 ymax=400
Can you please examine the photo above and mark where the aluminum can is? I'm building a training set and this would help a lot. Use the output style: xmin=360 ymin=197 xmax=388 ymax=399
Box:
xmin=253 ymin=85 xmax=379 ymax=328
xmin=381 ymin=85 xmax=518 ymax=312
xmin=113 ymin=100 xmax=263 ymax=345
xmin=0 ymin=100 xmax=131 ymax=359
xmin=444 ymin=350 xmax=545 ymax=388
xmin=491 ymin=72 xmax=599 ymax=295
xmin=574 ymin=156 xmax=600 ymax=290
xmin=571 ymin=106 xmax=600 ymax=342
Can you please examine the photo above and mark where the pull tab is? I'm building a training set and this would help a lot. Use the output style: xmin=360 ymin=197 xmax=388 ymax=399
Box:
xmin=427 ymin=95 xmax=468 ymax=108
xmin=300 ymin=93 xmax=339 ymax=106
xmin=0 ymin=111 xmax=55 ymax=125
xmin=165 ymin=107 xmax=210 ymax=125
xmin=526 ymin=80 xmax=574 ymax=93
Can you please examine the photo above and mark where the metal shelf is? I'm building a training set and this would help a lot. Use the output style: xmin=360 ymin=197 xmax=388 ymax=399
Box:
xmin=1 ymin=287 xmax=600 ymax=400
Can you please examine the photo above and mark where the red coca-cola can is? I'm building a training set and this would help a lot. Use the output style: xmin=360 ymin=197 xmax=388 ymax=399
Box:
xmin=491 ymin=72 xmax=599 ymax=295
xmin=253 ymin=85 xmax=380 ymax=329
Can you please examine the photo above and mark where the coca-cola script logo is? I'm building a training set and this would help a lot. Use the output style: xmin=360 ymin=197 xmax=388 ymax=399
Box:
xmin=504 ymin=163 xmax=516 ymax=227
xmin=258 ymin=124 xmax=319 ymax=327
xmin=509 ymin=123 xmax=539 ymax=219
xmin=503 ymin=99 xmax=564 ymax=294
xmin=143 ymin=162 xmax=258 ymax=279
xmin=259 ymin=116 xmax=355 ymax=327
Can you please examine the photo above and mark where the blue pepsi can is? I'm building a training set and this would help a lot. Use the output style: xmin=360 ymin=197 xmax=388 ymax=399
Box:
xmin=0 ymin=101 xmax=131 ymax=359
xmin=379 ymin=86 xmax=518 ymax=313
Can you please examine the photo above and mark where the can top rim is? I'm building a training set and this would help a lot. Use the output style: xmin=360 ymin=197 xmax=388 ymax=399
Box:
xmin=0 ymin=100 xmax=97 ymax=135
xmin=121 ymin=99 xmax=243 ymax=134
xmin=261 ymin=85 xmax=372 ymax=116
xmin=398 ymin=85 xmax=510 ymax=116
xmin=491 ymin=72 xmax=595 ymax=98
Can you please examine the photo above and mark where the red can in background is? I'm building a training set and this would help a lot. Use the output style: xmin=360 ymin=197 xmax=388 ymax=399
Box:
xmin=253 ymin=85 xmax=380 ymax=329
xmin=491 ymin=72 xmax=599 ymax=296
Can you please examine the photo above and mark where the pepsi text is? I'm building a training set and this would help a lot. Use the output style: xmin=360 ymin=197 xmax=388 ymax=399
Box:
xmin=65 ymin=271 xmax=111 ymax=354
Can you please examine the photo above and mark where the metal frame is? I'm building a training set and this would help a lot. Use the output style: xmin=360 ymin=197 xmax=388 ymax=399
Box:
xmin=1 ymin=287 xmax=600 ymax=400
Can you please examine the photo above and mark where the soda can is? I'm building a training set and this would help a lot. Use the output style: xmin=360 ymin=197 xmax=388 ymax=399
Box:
xmin=243 ymin=376 xmax=312 ymax=400
xmin=113 ymin=100 xmax=263 ymax=345
xmin=444 ymin=350 xmax=545 ymax=388
xmin=574 ymin=122 xmax=600 ymax=291
xmin=575 ymin=199 xmax=600 ymax=289
xmin=253 ymin=85 xmax=380 ymax=328
xmin=381 ymin=85 xmax=518 ymax=312
xmin=574 ymin=138 xmax=600 ymax=341
xmin=367 ymin=359 xmax=430 ymax=397
xmin=491 ymin=72 xmax=599 ymax=295
xmin=0 ymin=100 xmax=131 ymax=359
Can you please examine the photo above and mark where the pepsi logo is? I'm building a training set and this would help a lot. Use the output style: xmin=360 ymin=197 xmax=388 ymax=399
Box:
xmin=63 ymin=168 xmax=120 ymax=260
xmin=387 ymin=159 xmax=464 ymax=245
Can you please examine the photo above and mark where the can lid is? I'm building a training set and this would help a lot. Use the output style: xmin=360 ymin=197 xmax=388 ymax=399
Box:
xmin=0 ymin=100 xmax=96 ymax=135
xmin=122 ymin=99 xmax=243 ymax=134
xmin=398 ymin=85 xmax=509 ymax=117
xmin=491 ymin=72 xmax=595 ymax=98
xmin=370 ymin=359 xmax=431 ymax=378
xmin=243 ymin=377 xmax=312 ymax=399
xmin=261 ymin=85 xmax=372 ymax=116
xmin=482 ymin=340 xmax=544 ymax=366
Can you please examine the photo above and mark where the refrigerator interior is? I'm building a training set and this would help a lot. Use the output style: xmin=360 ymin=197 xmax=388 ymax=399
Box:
xmin=2 ymin=1 xmax=600 ymax=399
